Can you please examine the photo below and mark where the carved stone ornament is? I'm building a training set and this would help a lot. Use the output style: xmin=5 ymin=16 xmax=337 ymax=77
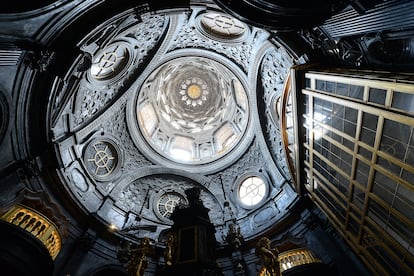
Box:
xmin=73 ymin=14 xmax=167 ymax=126
xmin=171 ymin=14 xmax=260 ymax=72
xmin=261 ymin=48 xmax=293 ymax=179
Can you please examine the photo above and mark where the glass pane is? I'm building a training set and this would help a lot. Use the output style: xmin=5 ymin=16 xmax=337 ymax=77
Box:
xmin=352 ymin=186 xmax=365 ymax=210
xmin=401 ymin=169 xmax=414 ymax=184
xmin=360 ymin=128 xmax=377 ymax=147
xmin=392 ymin=91 xmax=414 ymax=114
xmin=362 ymin=113 xmax=378 ymax=131
xmin=333 ymin=103 xmax=345 ymax=118
xmin=305 ymin=77 xmax=311 ymax=89
xmin=315 ymin=187 xmax=346 ymax=221
xmin=343 ymin=138 xmax=354 ymax=151
xmin=388 ymin=213 xmax=413 ymax=246
xmin=348 ymin=215 xmax=360 ymax=237
xmin=239 ymin=176 xmax=266 ymax=206
xmin=328 ymin=130 xmax=340 ymax=142
xmin=394 ymin=184 xmax=414 ymax=221
xmin=369 ymin=88 xmax=387 ymax=105
xmin=344 ymin=120 xmax=357 ymax=137
xmin=382 ymin=119 xmax=411 ymax=144
xmin=368 ymin=200 xmax=389 ymax=227
xmin=355 ymin=159 xmax=370 ymax=187
xmin=345 ymin=106 xmax=358 ymax=122
xmin=358 ymin=146 xmax=372 ymax=160
xmin=316 ymin=79 xmax=325 ymax=91
xmin=377 ymin=156 xmax=401 ymax=177
xmin=337 ymin=173 xmax=350 ymax=194
xmin=326 ymin=81 xmax=335 ymax=93
xmin=380 ymin=137 xmax=407 ymax=162
xmin=380 ymin=119 xmax=412 ymax=163
xmin=341 ymin=148 xmax=353 ymax=166
xmin=336 ymin=82 xmax=348 ymax=97
xmin=361 ymin=113 xmax=378 ymax=147
xmin=304 ymin=94 xmax=309 ymax=114
xmin=349 ymin=85 xmax=364 ymax=100
xmin=373 ymin=170 xmax=397 ymax=206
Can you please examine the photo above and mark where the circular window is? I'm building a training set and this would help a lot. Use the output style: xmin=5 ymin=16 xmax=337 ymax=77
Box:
xmin=83 ymin=139 xmax=122 ymax=180
xmin=156 ymin=192 xmax=187 ymax=220
xmin=90 ymin=43 xmax=130 ymax=80
xmin=238 ymin=176 xmax=267 ymax=206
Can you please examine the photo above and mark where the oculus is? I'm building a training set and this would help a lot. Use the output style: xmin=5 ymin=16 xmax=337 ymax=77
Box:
xmin=238 ymin=176 xmax=267 ymax=207
xmin=83 ymin=138 xmax=121 ymax=180
xmin=156 ymin=192 xmax=188 ymax=220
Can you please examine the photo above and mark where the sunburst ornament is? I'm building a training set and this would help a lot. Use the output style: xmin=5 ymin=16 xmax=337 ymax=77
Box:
xmin=179 ymin=77 xmax=209 ymax=107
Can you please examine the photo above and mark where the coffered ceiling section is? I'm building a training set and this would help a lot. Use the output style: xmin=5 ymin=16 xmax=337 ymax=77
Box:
xmin=133 ymin=56 xmax=249 ymax=164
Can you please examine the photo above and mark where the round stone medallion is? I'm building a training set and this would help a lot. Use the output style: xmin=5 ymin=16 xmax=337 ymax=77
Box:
xmin=90 ymin=43 xmax=130 ymax=80
xmin=201 ymin=12 xmax=246 ymax=38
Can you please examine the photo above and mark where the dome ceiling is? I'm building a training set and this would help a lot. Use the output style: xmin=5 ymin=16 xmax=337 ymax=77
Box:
xmin=49 ymin=5 xmax=297 ymax=243
xmin=134 ymin=56 xmax=249 ymax=164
